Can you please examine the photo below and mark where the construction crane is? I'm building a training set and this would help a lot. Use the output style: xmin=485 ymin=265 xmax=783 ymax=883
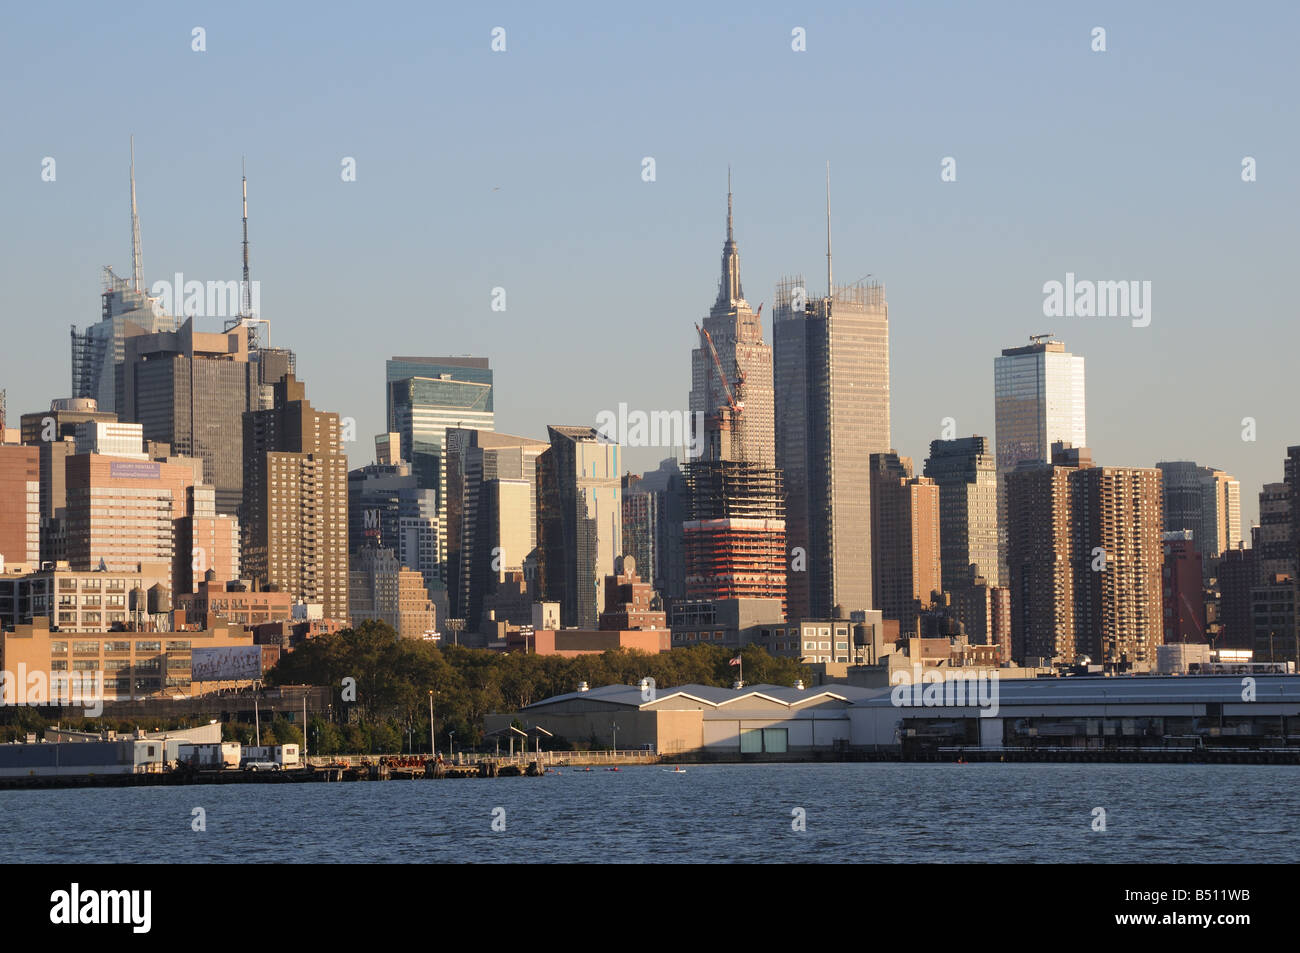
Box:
xmin=696 ymin=322 xmax=753 ymax=462
xmin=697 ymin=323 xmax=739 ymax=416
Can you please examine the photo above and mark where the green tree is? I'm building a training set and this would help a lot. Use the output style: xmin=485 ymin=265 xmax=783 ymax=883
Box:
xmin=271 ymin=716 xmax=304 ymax=749
xmin=370 ymin=722 xmax=401 ymax=753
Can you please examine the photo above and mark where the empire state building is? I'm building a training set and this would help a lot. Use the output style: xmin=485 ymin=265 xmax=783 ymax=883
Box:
xmin=688 ymin=176 xmax=775 ymax=467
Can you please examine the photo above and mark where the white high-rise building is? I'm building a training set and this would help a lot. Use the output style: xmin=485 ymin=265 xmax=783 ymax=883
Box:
xmin=994 ymin=337 xmax=1086 ymax=576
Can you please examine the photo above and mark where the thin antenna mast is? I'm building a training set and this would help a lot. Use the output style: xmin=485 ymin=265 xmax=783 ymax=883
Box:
xmin=825 ymin=161 xmax=832 ymax=306
xmin=130 ymin=137 xmax=143 ymax=294
xmin=241 ymin=157 xmax=251 ymax=317
xmin=727 ymin=165 xmax=733 ymax=242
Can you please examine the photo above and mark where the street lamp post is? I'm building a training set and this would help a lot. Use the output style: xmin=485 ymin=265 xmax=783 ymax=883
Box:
xmin=611 ymin=722 xmax=618 ymax=756
xmin=428 ymin=690 xmax=435 ymax=756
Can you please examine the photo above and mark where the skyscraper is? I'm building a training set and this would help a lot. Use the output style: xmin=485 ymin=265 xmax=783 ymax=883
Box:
xmin=688 ymin=177 xmax=775 ymax=468
xmin=1256 ymin=482 xmax=1293 ymax=583
xmin=994 ymin=336 xmax=1086 ymax=577
xmin=772 ymin=165 xmax=890 ymax=622
xmin=1162 ymin=531 xmax=1206 ymax=643
xmin=682 ymin=458 xmax=786 ymax=612
xmin=70 ymin=145 xmax=177 ymax=412
xmin=622 ymin=459 xmax=687 ymax=601
xmin=241 ymin=375 xmax=349 ymax=621
xmin=120 ymin=317 xmax=258 ymax=516
xmin=1007 ymin=443 xmax=1163 ymax=666
xmin=444 ymin=428 xmax=548 ymax=630
xmin=681 ymin=178 xmax=787 ymax=615
xmin=347 ymin=459 xmax=439 ymax=604
xmin=1156 ymin=461 xmax=1242 ymax=580
xmin=1072 ymin=463 xmax=1165 ymax=665
xmin=0 ymin=445 xmax=39 ymax=569
xmin=1005 ymin=447 xmax=1085 ymax=664
xmin=774 ymin=276 xmax=890 ymax=620
xmin=535 ymin=426 xmax=621 ymax=629
xmin=386 ymin=356 xmax=494 ymax=597
xmin=924 ymin=436 xmax=1000 ymax=591
xmin=869 ymin=452 xmax=941 ymax=636
xmin=386 ymin=356 xmax=494 ymax=471
xmin=1217 ymin=545 xmax=1258 ymax=651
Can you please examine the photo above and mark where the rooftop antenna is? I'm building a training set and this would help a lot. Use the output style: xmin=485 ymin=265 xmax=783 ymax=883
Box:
xmin=241 ymin=157 xmax=251 ymax=318
xmin=130 ymin=136 xmax=143 ymax=294
xmin=727 ymin=165 xmax=733 ymax=243
xmin=825 ymin=161 xmax=832 ymax=308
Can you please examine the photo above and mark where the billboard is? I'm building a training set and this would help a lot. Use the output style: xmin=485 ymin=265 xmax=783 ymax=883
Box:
xmin=191 ymin=646 xmax=263 ymax=681
xmin=109 ymin=461 xmax=160 ymax=480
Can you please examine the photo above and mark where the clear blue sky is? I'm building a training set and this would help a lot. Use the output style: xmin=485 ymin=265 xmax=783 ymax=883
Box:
xmin=4 ymin=1 xmax=1296 ymax=527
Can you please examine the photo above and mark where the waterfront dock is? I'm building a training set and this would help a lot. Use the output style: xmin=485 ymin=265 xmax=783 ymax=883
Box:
xmin=0 ymin=749 xmax=659 ymax=790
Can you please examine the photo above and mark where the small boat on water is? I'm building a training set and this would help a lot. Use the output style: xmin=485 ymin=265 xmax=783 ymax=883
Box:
xmin=663 ymin=768 xmax=687 ymax=774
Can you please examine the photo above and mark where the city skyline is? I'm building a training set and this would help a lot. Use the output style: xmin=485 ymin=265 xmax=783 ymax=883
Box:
xmin=6 ymin=5 xmax=1296 ymax=530
xmin=5 ymin=149 xmax=1285 ymax=534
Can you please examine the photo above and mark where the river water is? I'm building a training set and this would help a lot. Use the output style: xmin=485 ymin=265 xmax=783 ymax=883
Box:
xmin=3 ymin=763 xmax=1290 ymax=863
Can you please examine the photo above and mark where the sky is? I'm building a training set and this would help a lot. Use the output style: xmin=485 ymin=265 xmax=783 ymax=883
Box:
xmin=3 ymin=1 xmax=1297 ymax=527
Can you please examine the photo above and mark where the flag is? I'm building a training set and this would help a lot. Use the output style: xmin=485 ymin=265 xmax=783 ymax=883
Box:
xmin=728 ymin=656 xmax=742 ymax=667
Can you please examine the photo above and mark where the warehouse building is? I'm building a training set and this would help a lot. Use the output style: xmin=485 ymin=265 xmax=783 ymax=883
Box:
xmin=850 ymin=673 xmax=1300 ymax=754
xmin=485 ymin=681 xmax=884 ymax=757
xmin=494 ymin=674 xmax=1300 ymax=758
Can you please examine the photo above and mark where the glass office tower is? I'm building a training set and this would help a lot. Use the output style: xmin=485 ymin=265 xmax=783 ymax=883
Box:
xmin=385 ymin=357 xmax=494 ymax=597
xmin=994 ymin=337 xmax=1086 ymax=578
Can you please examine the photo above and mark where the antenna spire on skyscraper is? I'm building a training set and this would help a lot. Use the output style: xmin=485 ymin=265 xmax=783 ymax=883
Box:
xmin=714 ymin=168 xmax=744 ymax=310
xmin=241 ymin=156 xmax=251 ymax=317
xmin=825 ymin=161 xmax=833 ymax=305
xmin=727 ymin=165 xmax=734 ymax=243
xmin=130 ymin=136 xmax=143 ymax=294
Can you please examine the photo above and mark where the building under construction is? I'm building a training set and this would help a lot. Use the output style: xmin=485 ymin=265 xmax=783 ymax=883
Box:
xmin=683 ymin=199 xmax=787 ymax=614
xmin=683 ymin=460 xmax=786 ymax=612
